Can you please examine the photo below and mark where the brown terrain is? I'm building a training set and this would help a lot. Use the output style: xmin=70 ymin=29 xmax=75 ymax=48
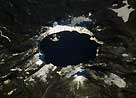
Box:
xmin=0 ymin=0 xmax=136 ymax=98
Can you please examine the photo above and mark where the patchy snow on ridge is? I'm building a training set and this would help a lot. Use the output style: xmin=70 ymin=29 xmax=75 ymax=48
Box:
xmin=58 ymin=64 xmax=84 ymax=78
xmin=70 ymin=16 xmax=92 ymax=26
xmin=104 ymin=73 xmax=126 ymax=88
xmin=39 ymin=25 xmax=103 ymax=45
xmin=33 ymin=64 xmax=55 ymax=82
xmin=40 ymin=25 xmax=93 ymax=38
xmin=73 ymin=75 xmax=87 ymax=90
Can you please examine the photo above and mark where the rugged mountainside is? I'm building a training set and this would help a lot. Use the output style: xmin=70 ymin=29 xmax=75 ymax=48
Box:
xmin=0 ymin=0 xmax=136 ymax=98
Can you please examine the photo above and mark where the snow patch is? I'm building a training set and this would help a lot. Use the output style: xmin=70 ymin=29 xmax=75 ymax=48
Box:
xmin=70 ymin=16 xmax=92 ymax=26
xmin=104 ymin=73 xmax=126 ymax=88
xmin=122 ymin=53 xmax=129 ymax=57
xmin=59 ymin=65 xmax=84 ymax=78
xmin=33 ymin=64 xmax=55 ymax=82
xmin=111 ymin=0 xmax=134 ymax=22
xmin=73 ymin=75 xmax=87 ymax=89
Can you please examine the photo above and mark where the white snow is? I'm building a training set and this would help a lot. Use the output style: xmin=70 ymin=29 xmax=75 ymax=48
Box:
xmin=33 ymin=64 xmax=55 ymax=82
xmin=39 ymin=25 xmax=103 ymax=45
xmin=34 ymin=53 xmax=44 ymax=65
xmin=59 ymin=65 xmax=84 ymax=78
xmin=7 ymin=89 xmax=16 ymax=96
xmin=111 ymin=0 xmax=134 ymax=22
xmin=73 ymin=75 xmax=87 ymax=89
xmin=70 ymin=16 xmax=92 ymax=26
xmin=49 ymin=34 xmax=60 ymax=42
xmin=104 ymin=73 xmax=126 ymax=88
xmin=3 ymin=79 xmax=11 ymax=85
xmin=0 ymin=30 xmax=11 ymax=42
xmin=35 ymin=60 xmax=43 ymax=65
xmin=122 ymin=53 xmax=129 ymax=57
xmin=46 ymin=25 xmax=93 ymax=36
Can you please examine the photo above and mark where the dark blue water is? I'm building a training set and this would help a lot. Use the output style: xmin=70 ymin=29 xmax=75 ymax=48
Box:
xmin=39 ymin=31 xmax=100 ymax=67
